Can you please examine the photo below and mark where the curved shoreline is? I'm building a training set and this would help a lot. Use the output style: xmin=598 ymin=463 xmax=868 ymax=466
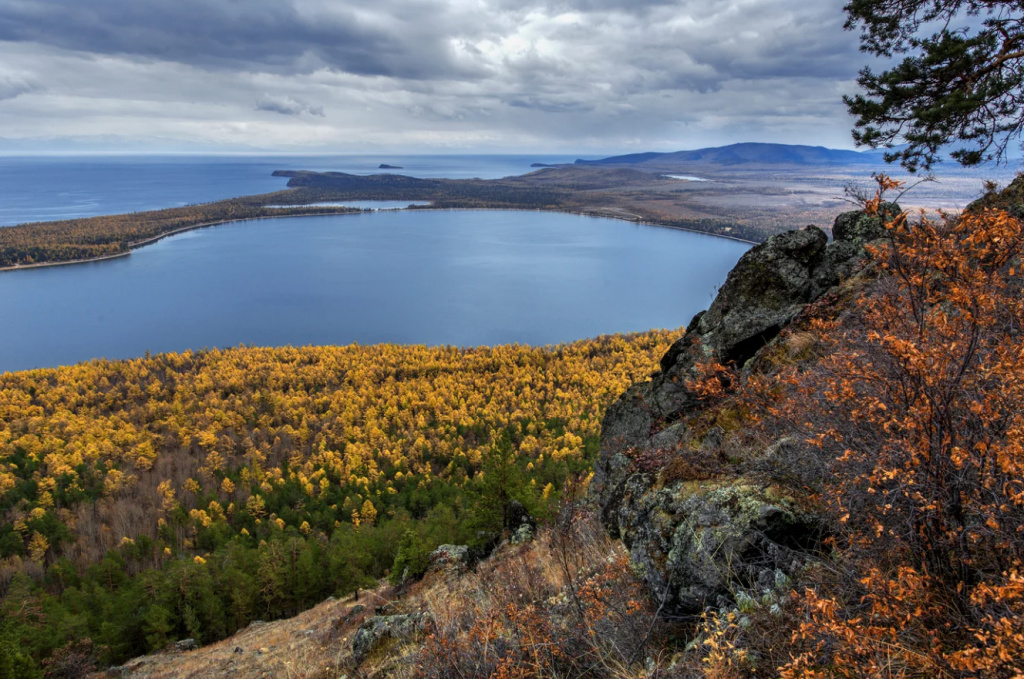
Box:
xmin=0 ymin=205 xmax=756 ymax=273
xmin=0 ymin=210 xmax=356 ymax=273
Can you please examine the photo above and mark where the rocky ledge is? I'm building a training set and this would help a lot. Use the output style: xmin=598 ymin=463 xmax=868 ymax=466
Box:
xmin=592 ymin=204 xmax=897 ymax=614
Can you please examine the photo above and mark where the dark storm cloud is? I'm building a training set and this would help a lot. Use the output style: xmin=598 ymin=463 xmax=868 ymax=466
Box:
xmin=470 ymin=0 xmax=858 ymax=101
xmin=0 ymin=0 xmax=478 ymax=79
xmin=0 ymin=0 xmax=855 ymax=84
xmin=0 ymin=0 xmax=867 ymax=151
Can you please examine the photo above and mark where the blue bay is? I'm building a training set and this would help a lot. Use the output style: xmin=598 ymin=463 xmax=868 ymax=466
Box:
xmin=0 ymin=210 xmax=748 ymax=373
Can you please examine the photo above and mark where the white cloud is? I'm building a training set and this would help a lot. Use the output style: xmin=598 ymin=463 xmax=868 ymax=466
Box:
xmin=0 ymin=0 xmax=865 ymax=152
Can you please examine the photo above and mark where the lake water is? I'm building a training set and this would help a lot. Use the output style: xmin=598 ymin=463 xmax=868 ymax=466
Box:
xmin=0 ymin=155 xmax=582 ymax=226
xmin=0 ymin=210 xmax=748 ymax=373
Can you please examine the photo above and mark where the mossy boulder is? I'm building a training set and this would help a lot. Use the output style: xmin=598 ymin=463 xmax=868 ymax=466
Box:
xmin=351 ymin=613 xmax=430 ymax=665
xmin=612 ymin=478 xmax=818 ymax=613
xmin=594 ymin=214 xmax=885 ymax=616
xmin=427 ymin=544 xmax=471 ymax=575
xmin=832 ymin=201 xmax=900 ymax=245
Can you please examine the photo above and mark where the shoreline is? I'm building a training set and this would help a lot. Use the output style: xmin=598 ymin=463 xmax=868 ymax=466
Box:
xmin=0 ymin=210 xmax=357 ymax=273
xmin=0 ymin=205 xmax=757 ymax=273
xmin=406 ymin=204 xmax=760 ymax=245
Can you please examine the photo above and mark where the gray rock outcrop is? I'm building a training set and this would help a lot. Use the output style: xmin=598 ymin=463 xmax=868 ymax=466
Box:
xmin=351 ymin=613 xmax=430 ymax=665
xmin=612 ymin=478 xmax=818 ymax=612
xmin=427 ymin=544 xmax=471 ymax=575
xmin=175 ymin=638 xmax=197 ymax=652
xmin=831 ymin=201 xmax=899 ymax=245
xmin=593 ymin=207 xmax=893 ymax=614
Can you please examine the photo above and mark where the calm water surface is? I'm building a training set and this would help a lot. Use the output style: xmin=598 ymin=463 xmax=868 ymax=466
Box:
xmin=0 ymin=210 xmax=748 ymax=372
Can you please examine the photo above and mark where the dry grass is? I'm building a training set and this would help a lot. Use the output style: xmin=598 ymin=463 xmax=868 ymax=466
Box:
xmin=95 ymin=585 xmax=393 ymax=679
xmin=410 ymin=508 xmax=662 ymax=679
xmin=783 ymin=331 xmax=818 ymax=360
xmin=91 ymin=507 xmax=706 ymax=679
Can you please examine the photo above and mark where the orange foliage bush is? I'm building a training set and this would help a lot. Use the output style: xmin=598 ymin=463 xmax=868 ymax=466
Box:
xmin=765 ymin=189 xmax=1024 ymax=677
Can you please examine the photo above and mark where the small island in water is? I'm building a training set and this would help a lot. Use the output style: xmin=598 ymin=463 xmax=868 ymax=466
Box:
xmin=378 ymin=163 xmax=404 ymax=169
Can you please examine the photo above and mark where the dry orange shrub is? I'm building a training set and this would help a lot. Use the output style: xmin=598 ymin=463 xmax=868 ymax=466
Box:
xmin=763 ymin=187 xmax=1024 ymax=677
xmin=679 ymin=178 xmax=1024 ymax=678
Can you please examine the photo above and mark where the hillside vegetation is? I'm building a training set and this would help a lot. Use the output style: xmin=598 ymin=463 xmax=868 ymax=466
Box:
xmin=292 ymin=176 xmax=1024 ymax=679
xmin=0 ymin=331 xmax=675 ymax=673
xmin=4 ymin=176 xmax=1023 ymax=679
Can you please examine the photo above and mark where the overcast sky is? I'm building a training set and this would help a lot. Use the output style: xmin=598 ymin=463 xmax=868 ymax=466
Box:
xmin=0 ymin=0 xmax=867 ymax=154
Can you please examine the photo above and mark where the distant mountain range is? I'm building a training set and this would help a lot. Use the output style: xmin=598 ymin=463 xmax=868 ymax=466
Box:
xmin=576 ymin=142 xmax=889 ymax=167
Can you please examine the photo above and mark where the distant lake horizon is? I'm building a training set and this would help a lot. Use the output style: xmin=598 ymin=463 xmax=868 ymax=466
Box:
xmin=0 ymin=154 xmax=589 ymax=226
xmin=0 ymin=210 xmax=749 ymax=373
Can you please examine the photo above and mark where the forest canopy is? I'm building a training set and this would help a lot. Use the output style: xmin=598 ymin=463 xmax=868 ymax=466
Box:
xmin=0 ymin=330 xmax=674 ymax=671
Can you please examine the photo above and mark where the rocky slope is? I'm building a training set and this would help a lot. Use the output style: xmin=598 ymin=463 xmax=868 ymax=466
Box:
xmin=591 ymin=204 xmax=898 ymax=614
xmin=100 ymin=592 xmax=373 ymax=679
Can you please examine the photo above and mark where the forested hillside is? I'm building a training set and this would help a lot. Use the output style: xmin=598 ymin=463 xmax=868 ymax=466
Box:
xmin=0 ymin=331 xmax=674 ymax=672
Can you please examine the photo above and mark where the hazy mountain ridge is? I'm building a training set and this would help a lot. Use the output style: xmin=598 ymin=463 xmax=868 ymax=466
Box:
xmin=576 ymin=142 xmax=888 ymax=167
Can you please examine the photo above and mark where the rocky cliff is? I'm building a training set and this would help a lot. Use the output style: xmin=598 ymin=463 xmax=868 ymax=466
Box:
xmin=592 ymin=204 xmax=898 ymax=614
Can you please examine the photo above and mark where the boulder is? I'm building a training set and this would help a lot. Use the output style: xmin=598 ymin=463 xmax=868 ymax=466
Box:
xmin=613 ymin=479 xmax=818 ymax=612
xmin=510 ymin=522 xmax=535 ymax=544
xmin=832 ymin=201 xmax=900 ymax=245
xmin=175 ymin=639 xmax=197 ymax=652
xmin=344 ymin=604 xmax=367 ymax=622
xmin=351 ymin=613 xmax=430 ymax=665
xmin=505 ymin=500 xmax=536 ymax=544
xmin=593 ymin=213 xmax=890 ymax=615
xmin=427 ymin=544 xmax=472 ymax=574
xmin=692 ymin=225 xmax=828 ymax=366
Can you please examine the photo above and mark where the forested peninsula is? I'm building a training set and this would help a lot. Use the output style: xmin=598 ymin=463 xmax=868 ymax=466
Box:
xmin=12 ymin=140 xmax=1006 ymax=272
xmin=0 ymin=191 xmax=362 ymax=270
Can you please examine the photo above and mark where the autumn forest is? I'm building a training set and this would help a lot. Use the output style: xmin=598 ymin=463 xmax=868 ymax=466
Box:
xmin=6 ymin=0 xmax=1024 ymax=675
xmin=0 ymin=331 xmax=674 ymax=669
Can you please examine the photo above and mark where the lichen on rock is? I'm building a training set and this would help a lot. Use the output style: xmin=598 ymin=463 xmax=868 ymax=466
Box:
xmin=427 ymin=544 xmax=472 ymax=575
xmin=351 ymin=613 xmax=430 ymax=665
xmin=614 ymin=479 xmax=818 ymax=612
xmin=593 ymin=207 xmax=891 ymax=615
